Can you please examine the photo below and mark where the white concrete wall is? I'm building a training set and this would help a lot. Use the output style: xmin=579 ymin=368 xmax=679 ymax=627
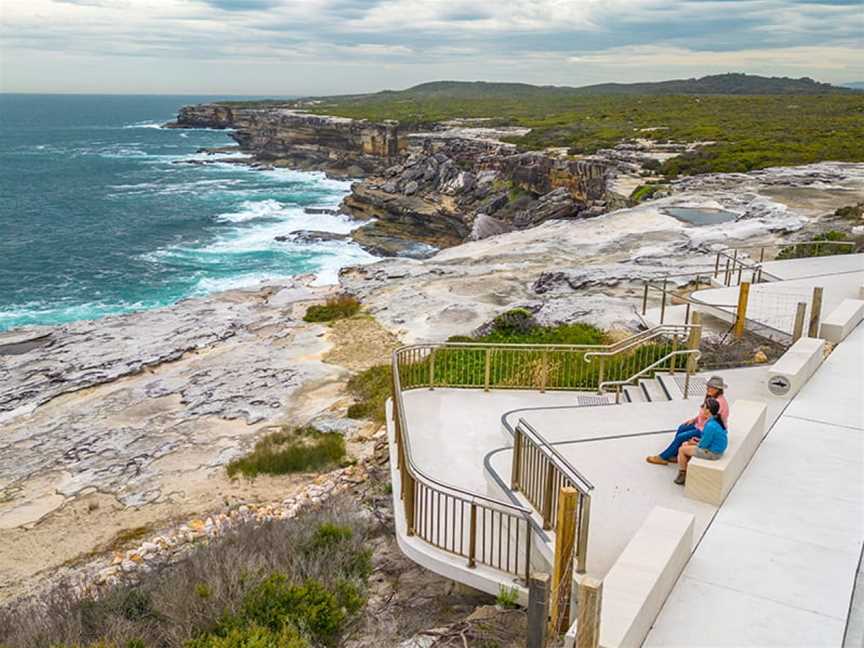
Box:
xmin=685 ymin=399 xmax=767 ymax=506
xmin=565 ymin=507 xmax=694 ymax=648
xmin=820 ymin=298 xmax=864 ymax=344
xmin=766 ymin=336 xmax=825 ymax=399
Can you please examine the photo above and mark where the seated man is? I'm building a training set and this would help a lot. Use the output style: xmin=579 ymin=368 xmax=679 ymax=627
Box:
xmin=646 ymin=375 xmax=729 ymax=466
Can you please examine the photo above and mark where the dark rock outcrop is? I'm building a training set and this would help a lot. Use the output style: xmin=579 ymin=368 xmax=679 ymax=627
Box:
xmin=167 ymin=105 xmax=405 ymax=178
xmin=275 ymin=230 xmax=349 ymax=245
xmin=167 ymin=103 xmax=614 ymax=255
xmin=342 ymin=142 xmax=612 ymax=255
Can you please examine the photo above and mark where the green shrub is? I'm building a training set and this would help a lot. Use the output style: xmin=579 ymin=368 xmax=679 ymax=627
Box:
xmin=629 ymin=183 xmax=664 ymax=204
xmin=186 ymin=623 xmax=308 ymax=648
xmin=472 ymin=321 xmax=605 ymax=345
xmin=835 ymin=202 xmax=863 ymax=220
xmin=776 ymin=231 xmax=854 ymax=260
xmin=346 ymin=364 xmax=392 ymax=423
xmin=307 ymin=523 xmax=353 ymax=551
xmin=496 ymin=586 xmax=520 ymax=609
xmin=238 ymin=576 xmax=346 ymax=640
xmin=303 ymin=295 xmax=361 ymax=323
xmin=226 ymin=427 xmax=345 ymax=479
xmin=488 ymin=308 xmax=537 ymax=336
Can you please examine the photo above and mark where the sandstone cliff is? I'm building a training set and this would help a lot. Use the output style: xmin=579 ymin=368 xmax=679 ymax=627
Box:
xmin=168 ymin=104 xmax=403 ymax=177
xmin=167 ymin=104 xmax=614 ymax=256
xmin=342 ymin=140 xmax=612 ymax=256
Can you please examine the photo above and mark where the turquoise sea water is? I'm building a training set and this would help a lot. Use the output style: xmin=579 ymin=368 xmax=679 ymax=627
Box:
xmin=0 ymin=94 xmax=373 ymax=332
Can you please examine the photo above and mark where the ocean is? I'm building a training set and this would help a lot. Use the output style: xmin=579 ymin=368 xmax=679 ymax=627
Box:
xmin=0 ymin=94 xmax=374 ymax=332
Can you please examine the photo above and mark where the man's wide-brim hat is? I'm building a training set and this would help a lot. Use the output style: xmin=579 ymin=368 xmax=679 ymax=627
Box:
xmin=707 ymin=375 xmax=728 ymax=390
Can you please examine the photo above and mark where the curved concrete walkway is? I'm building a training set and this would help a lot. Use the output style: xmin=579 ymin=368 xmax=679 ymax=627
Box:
xmin=645 ymin=322 xmax=864 ymax=647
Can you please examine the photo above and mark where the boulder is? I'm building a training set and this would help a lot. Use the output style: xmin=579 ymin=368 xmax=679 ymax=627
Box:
xmin=469 ymin=214 xmax=513 ymax=241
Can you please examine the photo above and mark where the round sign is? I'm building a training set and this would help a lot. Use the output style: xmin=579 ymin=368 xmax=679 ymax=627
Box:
xmin=768 ymin=374 xmax=791 ymax=396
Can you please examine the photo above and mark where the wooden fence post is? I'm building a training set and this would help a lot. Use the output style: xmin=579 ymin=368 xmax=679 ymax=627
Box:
xmin=792 ymin=302 xmax=807 ymax=343
xmin=576 ymin=577 xmax=603 ymax=648
xmin=404 ymin=473 xmax=416 ymax=536
xmin=428 ymin=349 xmax=436 ymax=390
xmin=484 ymin=348 xmax=491 ymax=391
xmin=527 ymin=573 xmax=550 ymax=648
xmin=510 ymin=428 xmax=522 ymax=491
xmin=684 ymin=312 xmax=702 ymax=398
xmin=550 ymin=487 xmax=578 ymax=635
xmin=734 ymin=281 xmax=750 ymax=338
xmin=808 ymin=287 xmax=823 ymax=338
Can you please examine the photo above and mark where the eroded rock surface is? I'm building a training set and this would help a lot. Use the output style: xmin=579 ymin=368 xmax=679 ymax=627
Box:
xmin=0 ymin=279 xmax=362 ymax=603
xmin=341 ymin=162 xmax=864 ymax=342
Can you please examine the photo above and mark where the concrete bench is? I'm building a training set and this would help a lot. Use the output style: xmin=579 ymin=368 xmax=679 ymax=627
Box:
xmin=765 ymin=336 xmax=825 ymax=399
xmin=684 ymin=400 xmax=767 ymax=506
xmin=820 ymin=298 xmax=864 ymax=344
xmin=565 ymin=507 xmax=694 ymax=648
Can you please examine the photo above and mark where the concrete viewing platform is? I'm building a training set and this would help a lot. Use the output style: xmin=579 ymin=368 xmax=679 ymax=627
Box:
xmin=397 ymin=364 xmax=793 ymax=579
xmin=388 ymin=257 xmax=863 ymax=646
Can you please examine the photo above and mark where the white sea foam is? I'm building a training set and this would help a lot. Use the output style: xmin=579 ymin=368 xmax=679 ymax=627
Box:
xmin=123 ymin=121 xmax=164 ymax=129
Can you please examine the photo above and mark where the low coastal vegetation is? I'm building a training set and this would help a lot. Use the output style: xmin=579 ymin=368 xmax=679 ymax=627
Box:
xmin=302 ymin=294 xmax=361 ymax=323
xmin=0 ymin=500 xmax=372 ymax=648
xmin=304 ymin=84 xmax=864 ymax=178
xmin=776 ymin=231 xmax=856 ymax=260
xmin=629 ymin=183 xmax=665 ymax=204
xmin=346 ymin=364 xmax=392 ymax=424
xmin=345 ymin=310 xmax=675 ymax=421
xmin=226 ymin=426 xmax=346 ymax=479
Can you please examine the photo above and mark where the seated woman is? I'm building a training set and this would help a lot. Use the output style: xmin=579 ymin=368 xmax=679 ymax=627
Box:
xmin=646 ymin=375 xmax=729 ymax=466
xmin=674 ymin=397 xmax=728 ymax=485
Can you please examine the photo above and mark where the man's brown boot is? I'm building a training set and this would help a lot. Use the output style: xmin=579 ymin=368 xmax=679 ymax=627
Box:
xmin=646 ymin=455 xmax=669 ymax=465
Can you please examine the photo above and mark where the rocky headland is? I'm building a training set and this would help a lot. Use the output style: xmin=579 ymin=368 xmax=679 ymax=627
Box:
xmin=168 ymin=104 xmax=617 ymax=257
xmin=2 ymin=100 xmax=862 ymax=629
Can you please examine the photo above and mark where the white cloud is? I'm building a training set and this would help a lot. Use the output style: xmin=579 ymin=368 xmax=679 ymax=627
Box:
xmin=0 ymin=0 xmax=861 ymax=93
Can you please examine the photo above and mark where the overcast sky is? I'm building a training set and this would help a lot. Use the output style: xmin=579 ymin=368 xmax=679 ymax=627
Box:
xmin=1 ymin=0 xmax=861 ymax=95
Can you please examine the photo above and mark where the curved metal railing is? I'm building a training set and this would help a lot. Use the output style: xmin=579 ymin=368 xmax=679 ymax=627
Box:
xmin=392 ymin=349 xmax=534 ymax=581
xmin=389 ymin=324 xmax=701 ymax=581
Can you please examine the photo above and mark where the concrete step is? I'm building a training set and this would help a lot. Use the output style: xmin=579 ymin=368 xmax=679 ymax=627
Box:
xmin=638 ymin=304 xmax=689 ymax=329
xmin=624 ymin=385 xmax=646 ymax=403
xmin=658 ymin=373 xmax=708 ymax=400
xmin=657 ymin=373 xmax=684 ymax=400
xmin=640 ymin=378 xmax=671 ymax=402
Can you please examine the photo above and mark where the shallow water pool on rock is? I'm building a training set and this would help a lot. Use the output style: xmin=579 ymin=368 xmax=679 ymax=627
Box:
xmin=664 ymin=207 xmax=738 ymax=225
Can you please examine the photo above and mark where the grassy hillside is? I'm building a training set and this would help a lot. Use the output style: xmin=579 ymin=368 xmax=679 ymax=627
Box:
xmin=209 ymin=74 xmax=864 ymax=177
xmin=306 ymin=91 xmax=864 ymax=177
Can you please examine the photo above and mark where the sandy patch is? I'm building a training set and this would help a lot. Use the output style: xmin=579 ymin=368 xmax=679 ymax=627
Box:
xmin=323 ymin=315 xmax=401 ymax=371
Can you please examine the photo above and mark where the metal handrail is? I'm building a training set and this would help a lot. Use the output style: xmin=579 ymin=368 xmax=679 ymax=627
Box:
xmin=584 ymin=324 xmax=694 ymax=360
xmin=392 ymin=353 xmax=529 ymax=514
xmin=511 ymin=418 xmax=593 ymax=573
xmin=391 ymin=349 xmax=535 ymax=582
xmin=599 ymin=349 xmax=702 ymax=403
xmin=517 ymin=418 xmax=594 ymax=493
xmin=713 ymin=240 xmax=856 ymax=282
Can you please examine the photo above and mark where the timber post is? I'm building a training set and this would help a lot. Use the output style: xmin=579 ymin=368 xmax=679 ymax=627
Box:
xmin=550 ymin=487 xmax=578 ymax=635
xmin=527 ymin=573 xmax=551 ymax=648
xmin=792 ymin=301 xmax=807 ymax=343
xmin=576 ymin=577 xmax=603 ymax=648
xmin=808 ymin=287 xmax=823 ymax=338
xmin=734 ymin=281 xmax=750 ymax=338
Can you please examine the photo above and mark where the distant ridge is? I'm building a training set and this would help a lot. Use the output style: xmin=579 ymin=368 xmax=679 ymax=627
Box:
xmin=366 ymin=73 xmax=856 ymax=99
